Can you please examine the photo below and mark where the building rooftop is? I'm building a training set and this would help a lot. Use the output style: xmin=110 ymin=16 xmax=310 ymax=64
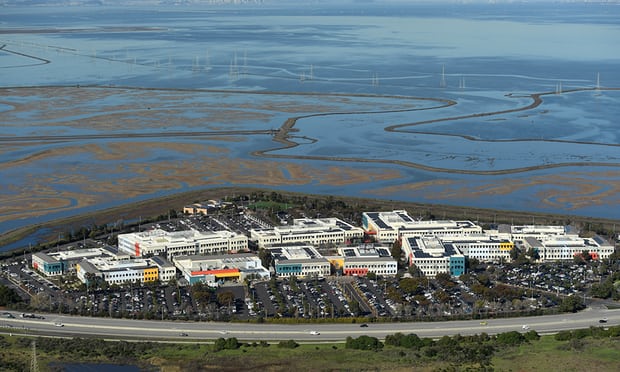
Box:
xmin=269 ymin=245 xmax=324 ymax=261
xmin=32 ymin=252 xmax=56 ymax=263
xmin=407 ymin=236 xmax=463 ymax=259
xmin=337 ymin=244 xmax=392 ymax=258
xmin=51 ymin=247 xmax=116 ymax=261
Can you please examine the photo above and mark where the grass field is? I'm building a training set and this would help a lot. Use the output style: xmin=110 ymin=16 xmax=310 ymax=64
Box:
xmin=492 ymin=336 xmax=620 ymax=372
xmin=1 ymin=331 xmax=619 ymax=372
xmin=148 ymin=343 xmax=448 ymax=372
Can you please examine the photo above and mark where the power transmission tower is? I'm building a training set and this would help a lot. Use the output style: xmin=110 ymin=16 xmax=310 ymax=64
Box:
xmin=439 ymin=64 xmax=447 ymax=88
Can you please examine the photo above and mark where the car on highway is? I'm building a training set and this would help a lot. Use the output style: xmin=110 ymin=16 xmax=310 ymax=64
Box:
xmin=522 ymin=325 xmax=530 ymax=330
xmin=54 ymin=322 xmax=64 ymax=327
xmin=480 ymin=321 xmax=488 ymax=326
xmin=309 ymin=331 xmax=320 ymax=335
xmin=179 ymin=332 xmax=189 ymax=336
xmin=359 ymin=323 xmax=368 ymax=328
xmin=599 ymin=318 xmax=608 ymax=323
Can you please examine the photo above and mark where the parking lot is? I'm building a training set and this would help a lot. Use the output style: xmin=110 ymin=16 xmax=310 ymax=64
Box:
xmin=2 ymin=209 xmax=618 ymax=323
xmin=0 ymin=252 xmax=609 ymax=323
xmin=155 ymin=212 xmax=272 ymax=239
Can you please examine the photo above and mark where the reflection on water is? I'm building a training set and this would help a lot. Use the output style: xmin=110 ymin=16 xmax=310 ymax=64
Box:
xmin=0 ymin=2 xmax=619 ymax=247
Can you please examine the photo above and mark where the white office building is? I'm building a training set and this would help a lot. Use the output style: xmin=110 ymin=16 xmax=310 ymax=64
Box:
xmin=522 ymin=235 xmax=614 ymax=262
xmin=75 ymin=256 xmax=175 ymax=285
xmin=362 ymin=210 xmax=482 ymax=244
xmin=441 ymin=236 xmax=514 ymax=263
xmin=401 ymin=236 xmax=466 ymax=278
xmin=268 ymin=245 xmax=331 ymax=278
xmin=250 ymin=218 xmax=363 ymax=249
xmin=118 ymin=228 xmax=248 ymax=259
xmin=173 ymin=253 xmax=270 ymax=286
xmin=335 ymin=245 xmax=398 ymax=277
xmin=494 ymin=224 xmax=575 ymax=243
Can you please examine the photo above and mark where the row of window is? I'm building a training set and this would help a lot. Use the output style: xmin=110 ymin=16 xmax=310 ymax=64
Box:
xmin=346 ymin=264 xmax=396 ymax=269
xmin=281 ymin=237 xmax=343 ymax=244
xmin=401 ymin=230 xmax=481 ymax=237
xmin=346 ymin=269 xmax=397 ymax=275
xmin=458 ymin=245 xmax=508 ymax=250
xmin=277 ymin=271 xmax=330 ymax=277
xmin=470 ymin=255 xmax=506 ymax=261
xmin=277 ymin=265 xmax=329 ymax=271
xmin=414 ymin=259 xmax=449 ymax=265
xmin=543 ymin=249 xmax=612 ymax=254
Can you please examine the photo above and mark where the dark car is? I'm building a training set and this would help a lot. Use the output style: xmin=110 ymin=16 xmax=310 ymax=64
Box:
xmin=599 ymin=318 xmax=608 ymax=323
xmin=360 ymin=323 xmax=368 ymax=328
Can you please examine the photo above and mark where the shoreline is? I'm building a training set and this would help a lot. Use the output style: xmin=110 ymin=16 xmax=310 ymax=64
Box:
xmin=2 ymin=86 xmax=620 ymax=237
xmin=2 ymin=186 xmax=619 ymax=255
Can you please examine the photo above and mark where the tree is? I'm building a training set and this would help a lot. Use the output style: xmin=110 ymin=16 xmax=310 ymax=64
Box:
xmin=434 ymin=289 xmax=450 ymax=304
xmin=559 ymin=295 xmax=585 ymax=313
xmin=408 ymin=263 xmax=424 ymax=278
xmin=526 ymin=247 xmax=540 ymax=261
xmin=349 ymin=299 xmax=361 ymax=316
xmin=581 ymin=250 xmax=592 ymax=261
xmin=217 ymin=291 xmax=235 ymax=307
xmin=191 ymin=282 xmax=215 ymax=311
xmin=509 ymin=247 xmax=520 ymax=261
xmin=213 ymin=337 xmax=227 ymax=351
xmin=435 ymin=272 xmax=455 ymax=288
xmin=345 ymin=335 xmax=383 ymax=351
xmin=399 ymin=277 xmax=424 ymax=296
xmin=0 ymin=284 xmax=22 ymax=306
xmin=391 ymin=239 xmax=404 ymax=268
xmin=495 ymin=331 xmax=526 ymax=346
xmin=225 ymin=337 xmax=240 ymax=350
xmin=524 ymin=330 xmax=540 ymax=341
xmin=258 ymin=248 xmax=272 ymax=269
xmin=467 ymin=257 xmax=481 ymax=271
xmin=385 ymin=333 xmax=424 ymax=349
xmin=30 ymin=292 xmax=52 ymax=310
xmin=590 ymin=279 xmax=614 ymax=299
xmin=278 ymin=340 xmax=299 ymax=348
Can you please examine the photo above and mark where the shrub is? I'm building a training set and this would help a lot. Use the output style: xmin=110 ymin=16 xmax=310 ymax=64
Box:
xmin=524 ymin=330 xmax=540 ymax=341
xmin=554 ymin=330 xmax=572 ymax=341
xmin=345 ymin=335 xmax=383 ymax=351
xmin=278 ymin=340 xmax=299 ymax=349
xmin=495 ymin=331 xmax=526 ymax=346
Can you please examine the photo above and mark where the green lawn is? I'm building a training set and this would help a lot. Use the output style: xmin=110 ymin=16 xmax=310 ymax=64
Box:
xmin=2 ymin=331 xmax=620 ymax=372
xmin=492 ymin=336 xmax=620 ymax=372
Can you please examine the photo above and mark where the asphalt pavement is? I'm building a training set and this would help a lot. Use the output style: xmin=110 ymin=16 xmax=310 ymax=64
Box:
xmin=2 ymin=306 xmax=618 ymax=342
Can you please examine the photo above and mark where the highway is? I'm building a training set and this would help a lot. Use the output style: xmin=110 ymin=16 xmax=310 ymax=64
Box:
xmin=2 ymin=306 xmax=618 ymax=342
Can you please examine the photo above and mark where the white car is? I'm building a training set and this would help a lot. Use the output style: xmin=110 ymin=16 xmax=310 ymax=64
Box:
xmin=522 ymin=325 xmax=529 ymax=330
xmin=54 ymin=322 xmax=64 ymax=327
xmin=309 ymin=331 xmax=320 ymax=335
